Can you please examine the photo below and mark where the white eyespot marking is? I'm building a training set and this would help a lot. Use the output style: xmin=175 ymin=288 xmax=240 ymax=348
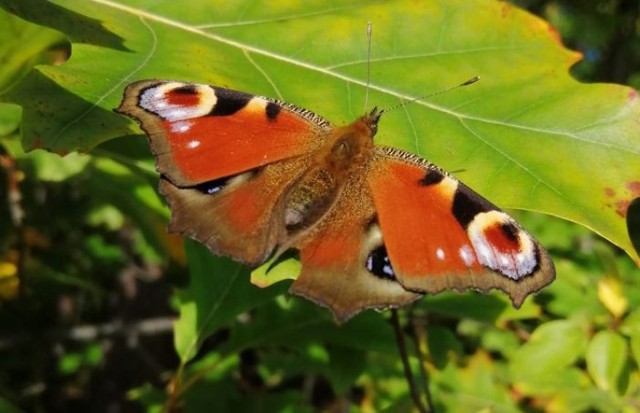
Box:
xmin=517 ymin=253 xmax=528 ymax=265
xmin=204 ymin=183 xmax=224 ymax=194
xmin=381 ymin=259 xmax=394 ymax=278
xmin=139 ymin=82 xmax=217 ymax=122
xmin=459 ymin=245 xmax=475 ymax=267
xmin=187 ymin=140 xmax=201 ymax=149
xmin=193 ymin=166 xmax=256 ymax=196
xmin=475 ymin=243 xmax=492 ymax=264
xmin=363 ymin=222 xmax=395 ymax=280
xmin=500 ymin=255 xmax=511 ymax=267
xmin=436 ymin=248 xmax=445 ymax=261
xmin=171 ymin=120 xmax=193 ymax=133
xmin=365 ymin=253 xmax=394 ymax=278
xmin=467 ymin=210 xmax=537 ymax=280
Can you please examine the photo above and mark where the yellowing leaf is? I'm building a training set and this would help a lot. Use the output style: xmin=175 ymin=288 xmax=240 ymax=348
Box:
xmin=597 ymin=276 xmax=628 ymax=318
xmin=0 ymin=262 xmax=19 ymax=300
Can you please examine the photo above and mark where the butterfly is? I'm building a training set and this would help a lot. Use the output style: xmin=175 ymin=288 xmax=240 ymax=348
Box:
xmin=116 ymin=80 xmax=555 ymax=322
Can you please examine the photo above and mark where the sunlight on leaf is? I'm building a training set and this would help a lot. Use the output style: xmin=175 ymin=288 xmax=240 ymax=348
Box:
xmin=597 ymin=276 xmax=628 ymax=319
xmin=0 ymin=0 xmax=637 ymax=265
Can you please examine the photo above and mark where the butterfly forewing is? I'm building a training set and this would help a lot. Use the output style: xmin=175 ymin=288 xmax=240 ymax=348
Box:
xmin=117 ymin=80 xmax=331 ymax=186
xmin=367 ymin=147 xmax=555 ymax=306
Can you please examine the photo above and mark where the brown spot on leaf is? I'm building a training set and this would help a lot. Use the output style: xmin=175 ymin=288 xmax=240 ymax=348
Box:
xmin=605 ymin=182 xmax=640 ymax=218
xmin=500 ymin=3 xmax=513 ymax=18
xmin=617 ymin=200 xmax=630 ymax=218
xmin=31 ymin=138 xmax=44 ymax=150
xmin=627 ymin=181 xmax=640 ymax=195
xmin=547 ymin=25 xmax=564 ymax=45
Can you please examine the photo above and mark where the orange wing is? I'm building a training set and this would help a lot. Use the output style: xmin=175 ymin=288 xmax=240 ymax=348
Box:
xmin=117 ymin=81 xmax=333 ymax=265
xmin=367 ymin=147 xmax=555 ymax=307
xmin=116 ymin=80 xmax=331 ymax=186
xmin=160 ymin=156 xmax=312 ymax=265
xmin=291 ymin=172 xmax=422 ymax=322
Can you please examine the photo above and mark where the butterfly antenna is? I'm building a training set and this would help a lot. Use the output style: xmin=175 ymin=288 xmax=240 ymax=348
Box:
xmin=364 ymin=21 xmax=373 ymax=112
xmin=385 ymin=75 xmax=480 ymax=113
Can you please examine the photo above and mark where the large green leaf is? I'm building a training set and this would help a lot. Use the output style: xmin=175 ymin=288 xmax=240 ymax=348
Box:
xmin=586 ymin=330 xmax=628 ymax=395
xmin=1 ymin=0 xmax=639 ymax=262
xmin=0 ymin=6 xmax=65 ymax=137
xmin=0 ymin=5 xmax=65 ymax=92
xmin=174 ymin=241 xmax=287 ymax=362
xmin=220 ymin=298 xmax=400 ymax=356
xmin=435 ymin=351 xmax=520 ymax=412
xmin=509 ymin=319 xmax=589 ymax=394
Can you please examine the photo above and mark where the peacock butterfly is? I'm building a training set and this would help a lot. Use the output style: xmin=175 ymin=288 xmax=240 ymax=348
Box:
xmin=116 ymin=80 xmax=555 ymax=322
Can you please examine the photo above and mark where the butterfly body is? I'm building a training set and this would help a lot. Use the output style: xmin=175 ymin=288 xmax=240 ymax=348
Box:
xmin=117 ymin=80 xmax=555 ymax=322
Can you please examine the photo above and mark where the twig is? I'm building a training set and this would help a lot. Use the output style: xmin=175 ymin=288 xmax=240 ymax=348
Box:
xmin=410 ymin=310 xmax=435 ymax=412
xmin=0 ymin=316 xmax=175 ymax=350
xmin=390 ymin=309 xmax=429 ymax=413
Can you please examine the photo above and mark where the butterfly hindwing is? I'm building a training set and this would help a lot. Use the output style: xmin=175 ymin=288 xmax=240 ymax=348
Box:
xmin=160 ymin=156 xmax=313 ymax=265
xmin=367 ymin=147 xmax=555 ymax=306
xmin=291 ymin=172 xmax=422 ymax=322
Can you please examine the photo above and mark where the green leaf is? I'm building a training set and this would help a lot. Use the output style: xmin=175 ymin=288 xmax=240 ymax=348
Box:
xmin=89 ymin=156 xmax=169 ymax=260
xmin=434 ymin=351 xmax=519 ymax=412
xmin=0 ymin=397 xmax=24 ymax=413
xmin=630 ymin=332 xmax=640 ymax=371
xmin=182 ymin=351 xmax=310 ymax=413
xmin=620 ymin=307 xmax=640 ymax=337
xmin=419 ymin=292 xmax=516 ymax=323
xmin=326 ymin=345 xmax=367 ymax=395
xmin=2 ymin=0 xmax=638 ymax=266
xmin=0 ymin=6 xmax=66 ymax=92
xmin=29 ymin=150 xmax=90 ymax=181
xmin=543 ymin=259 xmax=604 ymax=319
xmin=128 ymin=383 xmax=166 ymax=413
xmin=586 ymin=330 xmax=628 ymax=395
xmin=221 ymin=298 xmax=399 ymax=356
xmin=174 ymin=240 xmax=287 ymax=362
xmin=426 ymin=325 xmax=464 ymax=369
xmin=509 ymin=319 xmax=588 ymax=393
xmin=0 ymin=4 xmax=66 ymax=144
xmin=251 ymin=254 xmax=300 ymax=287
xmin=0 ymin=103 xmax=20 ymax=137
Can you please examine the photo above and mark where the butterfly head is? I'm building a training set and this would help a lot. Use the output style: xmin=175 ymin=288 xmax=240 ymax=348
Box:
xmin=362 ymin=107 xmax=384 ymax=138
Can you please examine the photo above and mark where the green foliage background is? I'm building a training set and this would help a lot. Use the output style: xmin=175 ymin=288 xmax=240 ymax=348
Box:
xmin=0 ymin=1 xmax=639 ymax=412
